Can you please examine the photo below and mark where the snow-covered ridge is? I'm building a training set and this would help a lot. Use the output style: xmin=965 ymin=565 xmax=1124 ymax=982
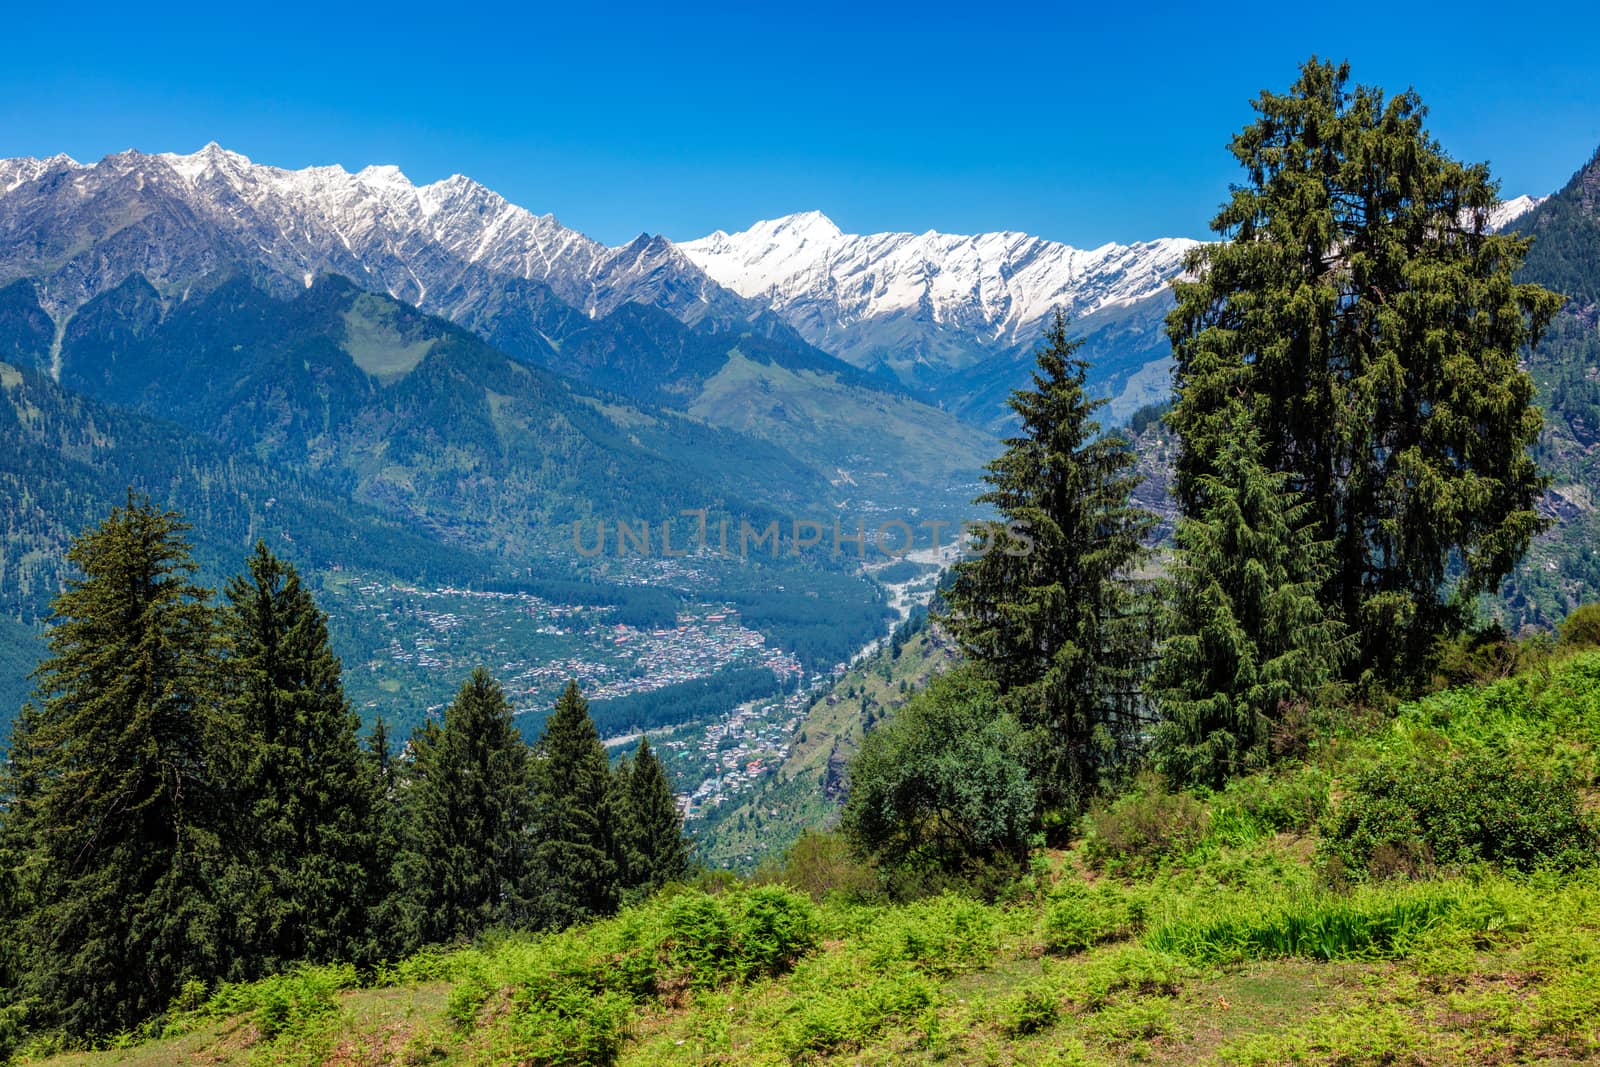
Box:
xmin=1486 ymin=194 xmax=1548 ymax=232
xmin=679 ymin=211 xmax=1199 ymax=364
xmin=0 ymin=143 xmax=750 ymax=328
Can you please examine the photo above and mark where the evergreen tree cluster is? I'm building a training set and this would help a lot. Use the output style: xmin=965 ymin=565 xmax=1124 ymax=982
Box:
xmin=0 ymin=495 xmax=688 ymax=1041
xmin=847 ymin=56 xmax=1558 ymax=874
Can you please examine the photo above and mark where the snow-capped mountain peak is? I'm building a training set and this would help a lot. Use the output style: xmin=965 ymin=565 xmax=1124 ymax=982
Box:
xmin=0 ymin=145 xmax=759 ymax=329
xmin=1486 ymin=194 xmax=1548 ymax=232
xmin=679 ymin=213 xmax=1199 ymax=373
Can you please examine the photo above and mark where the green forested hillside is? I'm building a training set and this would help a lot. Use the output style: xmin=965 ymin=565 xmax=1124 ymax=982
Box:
xmin=694 ymin=610 xmax=958 ymax=869
xmin=52 ymin=273 xmax=835 ymax=556
xmin=1502 ymin=146 xmax=1600 ymax=622
xmin=0 ymin=357 xmax=490 ymax=622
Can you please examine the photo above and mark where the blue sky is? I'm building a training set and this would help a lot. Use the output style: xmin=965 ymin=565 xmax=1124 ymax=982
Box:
xmin=6 ymin=1 xmax=1597 ymax=248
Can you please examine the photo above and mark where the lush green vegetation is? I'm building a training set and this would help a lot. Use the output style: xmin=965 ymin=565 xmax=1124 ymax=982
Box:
xmin=5 ymin=55 xmax=1599 ymax=1067
xmin=13 ymin=644 xmax=1600 ymax=1065
xmin=0 ymin=499 xmax=690 ymax=1053
xmin=1169 ymin=57 xmax=1558 ymax=687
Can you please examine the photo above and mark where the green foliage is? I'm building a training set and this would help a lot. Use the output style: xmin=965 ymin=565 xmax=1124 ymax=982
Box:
xmin=392 ymin=668 xmax=532 ymax=950
xmin=3 ymin=495 xmax=232 ymax=1037
xmin=1432 ymin=623 xmax=1549 ymax=688
xmin=195 ymin=962 xmax=358 ymax=1042
xmin=1145 ymin=880 xmax=1518 ymax=963
xmin=752 ymin=831 xmax=881 ymax=902
xmin=861 ymin=893 xmax=1001 ymax=977
xmin=1208 ymin=765 xmax=1331 ymax=839
xmin=1559 ymin=602 xmax=1600 ymax=650
xmin=508 ymin=987 xmax=633 ymax=1067
xmin=777 ymin=971 xmax=935 ymax=1059
xmin=1043 ymin=881 xmax=1148 ymax=954
xmin=220 ymin=541 xmax=378 ymax=972
xmin=1153 ymin=408 xmax=1347 ymax=787
xmin=612 ymin=737 xmax=689 ymax=898
xmin=1320 ymin=747 xmax=1597 ymax=881
xmin=840 ymin=668 xmax=1035 ymax=879
xmin=1081 ymin=773 xmax=1211 ymax=874
xmin=944 ymin=311 xmax=1155 ymax=815
xmin=415 ymin=885 xmax=820 ymax=1065
xmin=1168 ymin=57 xmax=1562 ymax=687
xmin=529 ymin=681 xmax=620 ymax=928
xmin=999 ymin=983 xmax=1061 ymax=1036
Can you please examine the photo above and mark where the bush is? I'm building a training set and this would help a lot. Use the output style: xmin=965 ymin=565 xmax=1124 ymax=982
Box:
xmin=1001 ymin=983 xmax=1061 ymax=1036
xmin=731 ymin=885 xmax=822 ymax=980
xmin=1320 ymin=748 xmax=1597 ymax=881
xmin=779 ymin=971 xmax=936 ymax=1058
xmin=201 ymin=963 xmax=357 ymax=1042
xmin=1208 ymin=766 xmax=1331 ymax=845
xmin=1043 ymin=882 xmax=1146 ymax=954
xmin=1433 ymin=624 xmax=1549 ymax=689
xmin=753 ymin=831 xmax=880 ymax=902
xmin=1560 ymin=603 xmax=1600 ymax=651
xmin=1081 ymin=774 xmax=1210 ymax=873
xmin=841 ymin=669 xmax=1036 ymax=878
xmin=862 ymin=893 xmax=1000 ymax=977
xmin=511 ymin=986 xmax=632 ymax=1067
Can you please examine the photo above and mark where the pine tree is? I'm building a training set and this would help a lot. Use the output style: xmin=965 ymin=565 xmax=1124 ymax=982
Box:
xmin=1168 ymin=57 xmax=1563 ymax=685
xmin=1152 ymin=408 xmax=1347 ymax=787
xmin=944 ymin=312 xmax=1155 ymax=817
xmin=3 ymin=494 xmax=231 ymax=1037
xmin=392 ymin=668 xmax=531 ymax=949
xmin=361 ymin=716 xmax=402 ymax=961
xmin=615 ymin=737 xmax=689 ymax=895
xmin=219 ymin=541 xmax=376 ymax=972
xmin=528 ymin=681 xmax=619 ymax=927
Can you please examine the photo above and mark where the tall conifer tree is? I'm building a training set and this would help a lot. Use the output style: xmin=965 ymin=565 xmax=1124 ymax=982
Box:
xmin=392 ymin=668 xmax=531 ymax=949
xmin=614 ymin=737 xmax=689 ymax=895
xmin=529 ymin=681 xmax=619 ymax=927
xmin=1152 ymin=409 xmax=1347 ymax=786
xmin=945 ymin=312 xmax=1155 ymax=817
xmin=1168 ymin=57 xmax=1563 ymax=684
xmin=219 ymin=541 xmax=376 ymax=971
xmin=3 ymin=494 xmax=230 ymax=1036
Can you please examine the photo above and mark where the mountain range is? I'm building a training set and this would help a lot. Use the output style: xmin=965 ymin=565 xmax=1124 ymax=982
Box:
xmin=0 ymin=140 xmax=1581 ymax=729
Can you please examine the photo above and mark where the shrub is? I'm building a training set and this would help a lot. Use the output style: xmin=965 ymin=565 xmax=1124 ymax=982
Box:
xmin=779 ymin=971 xmax=936 ymax=1058
xmin=1043 ymin=882 xmax=1145 ymax=954
xmin=731 ymin=885 xmax=822 ymax=980
xmin=1560 ymin=603 xmax=1600 ymax=651
xmin=1320 ymin=748 xmax=1597 ymax=881
xmin=753 ymin=831 xmax=880 ymax=902
xmin=1081 ymin=774 xmax=1210 ymax=872
xmin=657 ymin=893 xmax=737 ymax=989
xmin=511 ymin=986 xmax=632 ymax=1067
xmin=201 ymin=963 xmax=357 ymax=1041
xmin=1001 ymin=983 xmax=1061 ymax=1036
xmin=1208 ymin=766 xmax=1331 ymax=845
xmin=862 ymin=893 xmax=1000 ymax=977
xmin=841 ymin=669 xmax=1036 ymax=878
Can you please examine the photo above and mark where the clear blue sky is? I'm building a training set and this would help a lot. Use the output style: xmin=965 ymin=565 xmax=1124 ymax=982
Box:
xmin=5 ymin=1 xmax=1597 ymax=248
